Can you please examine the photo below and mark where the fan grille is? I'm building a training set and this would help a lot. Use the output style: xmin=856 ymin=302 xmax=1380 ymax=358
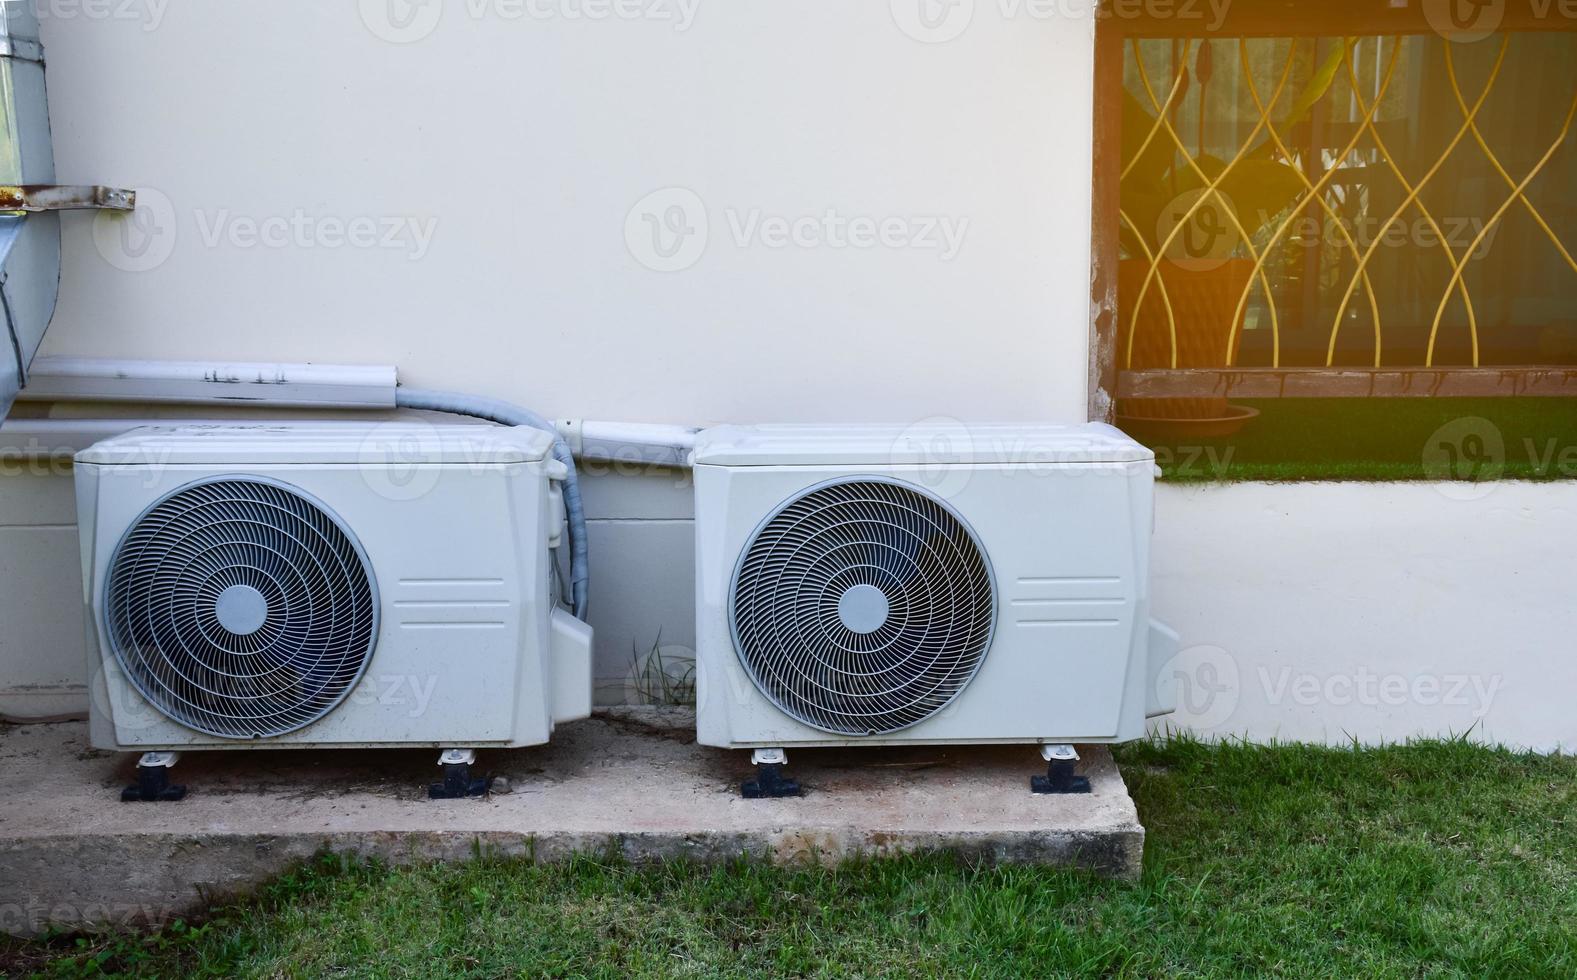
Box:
xmin=105 ymin=478 xmax=379 ymax=739
xmin=730 ymin=478 xmax=996 ymax=736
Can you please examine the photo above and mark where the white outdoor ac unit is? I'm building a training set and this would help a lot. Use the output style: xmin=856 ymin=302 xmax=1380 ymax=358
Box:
xmin=693 ymin=423 xmax=1177 ymax=770
xmin=76 ymin=423 xmax=591 ymax=777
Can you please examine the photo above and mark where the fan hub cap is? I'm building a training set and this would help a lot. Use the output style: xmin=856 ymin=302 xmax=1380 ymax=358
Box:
xmin=215 ymin=584 xmax=270 ymax=637
xmin=837 ymin=584 xmax=890 ymax=635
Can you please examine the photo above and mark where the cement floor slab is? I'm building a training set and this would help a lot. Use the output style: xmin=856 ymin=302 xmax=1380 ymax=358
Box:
xmin=0 ymin=712 xmax=1144 ymax=937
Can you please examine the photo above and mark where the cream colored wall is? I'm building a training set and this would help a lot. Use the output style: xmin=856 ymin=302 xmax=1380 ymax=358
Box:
xmin=35 ymin=2 xmax=1097 ymax=426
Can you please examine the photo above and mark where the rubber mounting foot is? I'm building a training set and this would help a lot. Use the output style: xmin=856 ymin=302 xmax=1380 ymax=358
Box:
xmin=122 ymin=765 xmax=187 ymax=803
xmin=429 ymin=763 xmax=489 ymax=800
xmin=742 ymin=763 xmax=802 ymax=799
xmin=1031 ymin=758 xmax=1091 ymax=795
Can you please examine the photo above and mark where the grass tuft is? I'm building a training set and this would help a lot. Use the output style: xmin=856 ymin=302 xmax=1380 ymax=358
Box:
xmin=628 ymin=631 xmax=697 ymax=708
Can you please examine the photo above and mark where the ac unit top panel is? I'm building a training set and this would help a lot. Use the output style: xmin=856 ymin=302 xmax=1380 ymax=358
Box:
xmin=75 ymin=422 xmax=554 ymax=467
xmin=692 ymin=423 xmax=1153 ymax=467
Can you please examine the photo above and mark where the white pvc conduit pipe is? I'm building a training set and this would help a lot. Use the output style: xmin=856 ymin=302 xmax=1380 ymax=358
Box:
xmin=20 ymin=357 xmax=398 ymax=409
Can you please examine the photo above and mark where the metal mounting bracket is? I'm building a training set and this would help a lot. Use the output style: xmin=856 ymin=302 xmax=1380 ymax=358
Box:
xmin=0 ymin=185 xmax=136 ymax=213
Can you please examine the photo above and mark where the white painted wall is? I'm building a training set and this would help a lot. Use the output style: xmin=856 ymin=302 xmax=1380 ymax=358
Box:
xmin=1151 ymin=482 xmax=1577 ymax=753
xmin=34 ymin=2 xmax=1096 ymax=425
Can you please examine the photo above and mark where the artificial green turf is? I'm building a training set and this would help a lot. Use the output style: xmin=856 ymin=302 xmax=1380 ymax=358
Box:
xmin=1140 ymin=398 xmax=1577 ymax=482
xmin=7 ymin=738 xmax=1574 ymax=978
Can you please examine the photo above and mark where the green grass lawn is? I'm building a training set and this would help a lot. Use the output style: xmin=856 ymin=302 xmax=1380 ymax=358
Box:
xmin=6 ymin=738 xmax=1574 ymax=978
xmin=1141 ymin=398 xmax=1577 ymax=482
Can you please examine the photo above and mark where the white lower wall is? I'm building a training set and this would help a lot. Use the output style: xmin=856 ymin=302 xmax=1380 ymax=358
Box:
xmin=4 ymin=460 xmax=1572 ymax=752
xmin=0 ymin=468 xmax=85 ymax=721
xmin=1153 ymin=482 xmax=1575 ymax=753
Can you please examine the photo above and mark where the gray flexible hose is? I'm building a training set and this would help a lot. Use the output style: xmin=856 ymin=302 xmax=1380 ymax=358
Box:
xmin=394 ymin=388 xmax=589 ymax=620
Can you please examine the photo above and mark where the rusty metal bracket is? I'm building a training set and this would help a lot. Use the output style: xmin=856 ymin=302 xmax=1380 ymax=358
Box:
xmin=0 ymin=185 xmax=136 ymax=213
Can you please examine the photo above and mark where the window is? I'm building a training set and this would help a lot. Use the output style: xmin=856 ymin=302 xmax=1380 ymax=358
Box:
xmin=1092 ymin=1 xmax=1577 ymax=480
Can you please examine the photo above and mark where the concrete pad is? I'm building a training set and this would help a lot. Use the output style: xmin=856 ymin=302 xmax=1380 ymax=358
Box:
xmin=0 ymin=712 xmax=1144 ymax=937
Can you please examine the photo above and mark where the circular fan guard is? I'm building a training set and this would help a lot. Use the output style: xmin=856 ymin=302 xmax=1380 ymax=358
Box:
xmin=105 ymin=477 xmax=379 ymax=739
xmin=729 ymin=478 xmax=996 ymax=736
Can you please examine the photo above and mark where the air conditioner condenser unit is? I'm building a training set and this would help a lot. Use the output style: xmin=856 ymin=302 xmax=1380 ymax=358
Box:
xmin=691 ymin=423 xmax=1178 ymax=796
xmin=75 ymin=423 xmax=592 ymax=800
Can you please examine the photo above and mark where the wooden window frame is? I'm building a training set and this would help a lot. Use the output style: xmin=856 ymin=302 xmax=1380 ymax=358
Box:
xmin=1087 ymin=0 xmax=1577 ymax=420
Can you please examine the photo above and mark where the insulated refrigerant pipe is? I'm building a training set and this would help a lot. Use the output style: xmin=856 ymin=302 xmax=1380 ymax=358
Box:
xmin=9 ymin=359 xmax=709 ymax=620
xmin=394 ymin=387 xmax=591 ymax=620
